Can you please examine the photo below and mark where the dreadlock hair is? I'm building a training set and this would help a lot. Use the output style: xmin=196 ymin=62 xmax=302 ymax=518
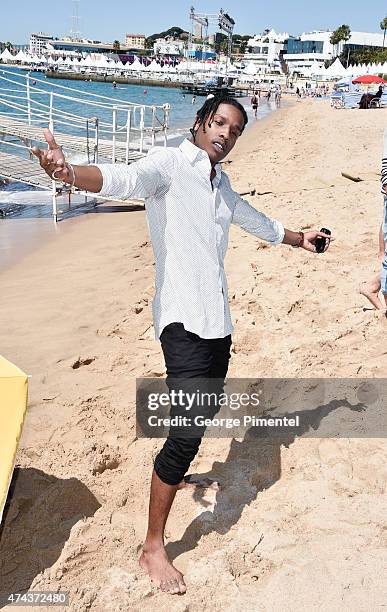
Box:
xmin=189 ymin=94 xmax=248 ymax=141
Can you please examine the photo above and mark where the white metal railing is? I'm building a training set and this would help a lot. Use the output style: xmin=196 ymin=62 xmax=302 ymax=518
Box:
xmin=0 ymin=68 xmax=172 ymax=221
xmin=0 ymin=69 xmax=170 ymax=157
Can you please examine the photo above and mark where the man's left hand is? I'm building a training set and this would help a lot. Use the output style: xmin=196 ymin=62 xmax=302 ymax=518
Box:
xmin=301 ymin=231 xmax=334 ymax=253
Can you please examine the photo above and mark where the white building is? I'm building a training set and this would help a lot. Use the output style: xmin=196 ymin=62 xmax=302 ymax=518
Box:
xmin=153 ymin=37 xmax=185 ymax=56
xmin=29 ymin=32 xmax=54 ymax=55
xmin=125 ymin=34 xmax=145 ymax=49
xmin=285 ymin=30 xmax=385 ymax=75
xmin=244 ymin=29 xmax=288 ymax=73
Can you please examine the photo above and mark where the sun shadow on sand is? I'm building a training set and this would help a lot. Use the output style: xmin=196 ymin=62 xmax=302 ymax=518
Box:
xmin=166 ymin=399 xmax=366 ymax=562
xmin=0 ymin=467 xmax=101 ymax=608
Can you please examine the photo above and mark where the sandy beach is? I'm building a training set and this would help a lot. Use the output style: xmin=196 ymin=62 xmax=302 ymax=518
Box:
xmin=1 ymin=98 xmax=387 ymax=611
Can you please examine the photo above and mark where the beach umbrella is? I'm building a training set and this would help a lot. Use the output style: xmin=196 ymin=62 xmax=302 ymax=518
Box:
xmin=352 ymin=74 xmax=387 ymax=84
xmin=0 ymin=356 xmax=28 ymax=524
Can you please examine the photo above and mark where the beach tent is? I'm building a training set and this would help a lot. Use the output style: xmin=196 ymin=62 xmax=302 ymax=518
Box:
xmin=325 ymin=58 xmax=347 ymax=78
xmin=129 ymin=58 xmax=145 ymax=71
xmin=306 ymin=61 xmax=322 ymax=77
xmin=0 ymin=356 xmax=28 ymax=524
xmin=147 ymin=59 xmax=162 ymax=72
xmin=14 ymin=50 xmax=27 ymax=62
xmin=176 ymin=61 xmax=191 ymax=73
xmin=243 ymin=61 xmax=258 ymax=76
xmin=0 ymin=48 xmax=14 ymax=63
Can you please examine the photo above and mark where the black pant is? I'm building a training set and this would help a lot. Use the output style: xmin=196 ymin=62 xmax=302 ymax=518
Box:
xmin=154 ymin=322 xmax=232 ymax=485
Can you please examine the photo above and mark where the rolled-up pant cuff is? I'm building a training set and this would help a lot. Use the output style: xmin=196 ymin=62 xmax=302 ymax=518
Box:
xmin=154 ymin=436 xmax=202 ymax=485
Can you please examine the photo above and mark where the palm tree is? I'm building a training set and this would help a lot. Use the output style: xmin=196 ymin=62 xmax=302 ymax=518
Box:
xmin=330 ymin=28 xmax=341 ymax=58
xmin=113 ymin=40 xmax=121 ymax=52
xmin=339 ymin=25 xmax=351 ymax=66
xmin=330 ymin=25 xmax=351 ymax=60
xmin=380 ymin=17 xmax=387 ymax=49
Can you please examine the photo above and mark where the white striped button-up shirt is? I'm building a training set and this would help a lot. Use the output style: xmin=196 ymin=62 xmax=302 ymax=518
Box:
xmin=96 ymin=138 xmax=284 ymax=339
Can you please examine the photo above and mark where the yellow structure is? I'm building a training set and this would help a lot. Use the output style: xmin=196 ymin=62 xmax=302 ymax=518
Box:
xmin=0 ymin=356 xmax=28 ymax=524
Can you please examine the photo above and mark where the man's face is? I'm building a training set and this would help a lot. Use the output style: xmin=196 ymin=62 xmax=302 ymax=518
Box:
xmin=192 ymin=103 xmax=245 ymax=165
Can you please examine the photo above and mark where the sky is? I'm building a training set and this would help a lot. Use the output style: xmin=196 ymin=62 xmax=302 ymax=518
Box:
xmin=2 ymin=0 xmax=387 ymax=44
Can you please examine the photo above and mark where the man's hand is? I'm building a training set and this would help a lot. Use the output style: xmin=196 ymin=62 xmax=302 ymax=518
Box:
xmin=301 ymin=230 xmax=334 ymax=253
xmin=32 ymin=128 xmax=71 ymax=182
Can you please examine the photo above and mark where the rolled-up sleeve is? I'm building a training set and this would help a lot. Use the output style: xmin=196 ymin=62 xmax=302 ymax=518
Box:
xmin=94 ymin=147 xmax=171 ymax=200
xmin=232 ymin=196 xmax=285 ymax=245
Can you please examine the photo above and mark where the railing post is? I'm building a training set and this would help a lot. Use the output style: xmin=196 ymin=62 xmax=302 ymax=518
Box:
xmin=112 ymin=106 xmax=117 ymax=162
xmin=94 ymin=117 xmax=99 ymax=163
xmin=139 ymin=106 xmax=145 ymax=154
xmin=49 ymin=92 xmax=54 ymax=132
xmin=26 ymin=72 xmax=31 ymax=125
xmin=125 ymin=109 xmax=132 ymax=164
xmin=151 ymin=106 xmax=156 ymax=147
xmin=163 ymin=103 xmax=170 ymax=147
xmin=52 ymin=179 xmax=58 ymax=222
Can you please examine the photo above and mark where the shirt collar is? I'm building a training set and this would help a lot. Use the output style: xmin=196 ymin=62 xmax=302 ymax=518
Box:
xmin=179 ymin=138 xmax=222 ymax=185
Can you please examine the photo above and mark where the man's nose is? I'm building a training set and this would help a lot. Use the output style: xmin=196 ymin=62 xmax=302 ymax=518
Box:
xmin=219 ymin=125 xmax=230 ymax=140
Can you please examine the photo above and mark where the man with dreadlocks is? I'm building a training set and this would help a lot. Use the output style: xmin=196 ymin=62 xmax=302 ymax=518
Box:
xmin=33 ymin=95 xmax=332 ymax=595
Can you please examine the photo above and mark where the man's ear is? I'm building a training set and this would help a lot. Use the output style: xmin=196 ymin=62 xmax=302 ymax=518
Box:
xmin=190 ymin=118 xmax=200 ymax=140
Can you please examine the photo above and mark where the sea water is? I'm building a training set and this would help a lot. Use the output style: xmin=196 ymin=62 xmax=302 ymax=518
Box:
xmin=0 ymin=67 xmax=280 ymax=266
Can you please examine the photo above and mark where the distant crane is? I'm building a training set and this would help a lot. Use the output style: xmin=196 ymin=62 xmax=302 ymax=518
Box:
xmin=70 ymin=0 xmax=82 ymax=41
xmin=189 ymin=6 xmax=235 ymax=74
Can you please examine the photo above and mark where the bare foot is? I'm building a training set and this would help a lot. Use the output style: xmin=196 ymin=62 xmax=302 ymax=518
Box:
xmin=359 ymin=280 xmax=384 ymax=310
xmin=178 ymin=474 xmax=220 ymax=491
xmin=139 ymin=545 xmax=186 ymax=594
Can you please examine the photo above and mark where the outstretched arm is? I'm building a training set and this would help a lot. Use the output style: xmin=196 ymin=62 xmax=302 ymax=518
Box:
xmin=232 ymin=196 xmax=333 ymax=252
xmin=32 ymin=128 xmax=103 ymax=192
xmin=32 ymin=128 xmax=169 ymax=200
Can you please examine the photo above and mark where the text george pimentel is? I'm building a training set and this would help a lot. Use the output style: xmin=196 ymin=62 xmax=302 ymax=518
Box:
xmin=147 ymin=415 xmax=300 ymax=428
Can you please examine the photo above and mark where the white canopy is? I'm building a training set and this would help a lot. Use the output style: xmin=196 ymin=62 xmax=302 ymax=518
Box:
xmin=147 ymin=59 xmax=162 ymax=72
xmin=0 ymin=48 xmax=14 ymax=62
xmin=128 ymin=58 xmax=144 ymax=71
xmin=243 ymin=61 xmax=258 ymax=76
xmin=325 ymin=58 xmax=347 ymax=78
xmin=14 ymin=50 xmax=27 ymax=62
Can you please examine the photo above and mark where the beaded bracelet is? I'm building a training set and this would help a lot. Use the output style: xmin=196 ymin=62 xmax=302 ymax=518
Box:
xmin=291 ymin=231 xmax=304 ymax=248
xmin=52 ymin=162 xmax=76 ymax=190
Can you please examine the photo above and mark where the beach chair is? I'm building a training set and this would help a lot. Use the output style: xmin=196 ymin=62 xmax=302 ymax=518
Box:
xmin=0 ymin=356 xmax=28 ymax=525
xmin=369 ymin=97 xmax=381 ymax=109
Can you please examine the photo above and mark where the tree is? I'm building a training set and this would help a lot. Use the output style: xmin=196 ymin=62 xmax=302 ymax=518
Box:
xmin=380 ymin=17 xmax=387 ymax=49
xmin=330 ymin=24 xmax=351 ymax=58
xmin=0 ymin=41 xmax=13 ymax=52
xmin=113 ymin=40 xmax=120 ymax=51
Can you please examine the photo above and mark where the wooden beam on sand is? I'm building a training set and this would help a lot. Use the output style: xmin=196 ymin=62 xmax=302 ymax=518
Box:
xmin=341 ymin=172 xmax=363 ymax=182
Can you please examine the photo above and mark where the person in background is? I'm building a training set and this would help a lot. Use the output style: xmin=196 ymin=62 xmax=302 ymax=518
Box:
xmin=359 ymin=152 xmax=387 ymax=310
xmin=251 ymin=91 xmax=259 ymax=117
